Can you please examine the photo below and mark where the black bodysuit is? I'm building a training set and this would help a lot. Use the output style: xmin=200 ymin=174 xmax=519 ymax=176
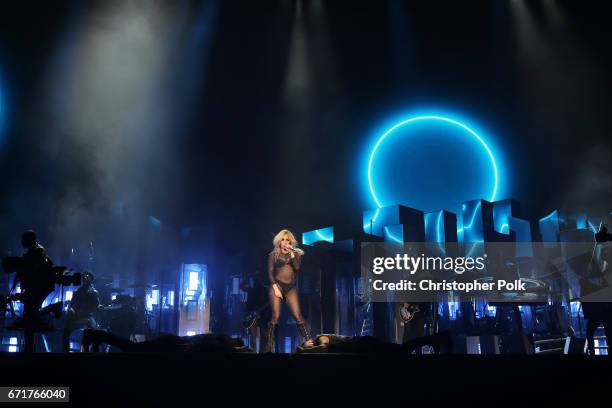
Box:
xmin=268 ymin=251 xmax=301 ymax=297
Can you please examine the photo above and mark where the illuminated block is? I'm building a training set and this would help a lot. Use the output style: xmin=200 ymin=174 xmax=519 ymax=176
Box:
xmin=540 ymin=209 xmax=575 ymax=235
xmin=302 ymin=226 xmax=334 ymax=246
xmin=461 ymin=199 xmax=495 ymax=243
xmin=423 ymin=211 xmax=459 ymax=257
xmin=539 ymin=210 xmax=560 ymax=247
xmin=508 ymin=217 xmax=532 ymax=242
xmin=492 ymin=199 xmax=519 ymax=235
xmin=508 ymin=217 xmax=533 ymax=257
xmin=383 ymin=225 xmax=404 ymax=244
xmin=362 ymin=208 xmax=378 ymax=235
xmin=424 ymin=210 xmax=458 ymax=243
xmin=362 ymin=205 xmax=424 ymax=239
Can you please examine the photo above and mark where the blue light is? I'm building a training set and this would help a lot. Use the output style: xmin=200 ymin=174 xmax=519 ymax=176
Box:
xmin=362 ymin=208 xmax=378 ymax=234
xmin=284 ymin=337 xmax=292 ymax=354
xmin=425 ymin=211 xmax=447 ymax=254
xmin=367 ymin=115 xmax=500 ymax=213
xmin=0 ymin=72 xmax=4 ymax=139
xmin=539 ymin=210 xmax=560 ymax=247
xmin=458 ymin=201 xmax=482 ymax=234
xmin=436 ymin=211 xmax=443 ymax=242
xmin=383 ymin=225 xmax=404 ymax=244
xmin=574 ymin=214 xmax=587 ymax=230
xmin=425 ymin=211 xmax=445 ymax=243
xmin=448 ymin=302 xmax=459 ymax=320
xmin=189 ymin=271 xmax=199 ymax=291
xmin=540 ymin=210 xmax=557 ymax=222
xmin=509 ymin=217 xmax=533 ymax=256
xmin=42 ymin=335 xmax=51 ymax=352
xmin=492 ymin=199 xmax=513 ymax=235
xmin=302 ymin=226 xmax=334 ymax=245
xmin=315 ymin=229 xmax=333 ymax=242
xmin=151 ymin=289 xmax=159 ymax=305
xmin=149 ymin=216 xmax=161 ymax=228
xmin=183 ymin=264 xmax=207 ymax=306
xmin=368 ymin=208 xmax=381 ymax=227
xmin=362 ymin=205 xmax=406 ymax=237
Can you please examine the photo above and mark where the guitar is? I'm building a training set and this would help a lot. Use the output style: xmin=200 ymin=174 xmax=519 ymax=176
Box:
xmin=399 ymin=303 xmax=422 ymax=323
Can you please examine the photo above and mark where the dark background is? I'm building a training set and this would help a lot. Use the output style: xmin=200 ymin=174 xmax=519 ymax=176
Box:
xmin=0 ymin=0 xmax=611 ymax=255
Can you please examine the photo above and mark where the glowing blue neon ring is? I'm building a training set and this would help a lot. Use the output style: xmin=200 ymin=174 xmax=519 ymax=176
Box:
xmin=0 ymin=81 xmax=4 ymax=134
xmin=367 ymin=116 xmax=499 ymax=214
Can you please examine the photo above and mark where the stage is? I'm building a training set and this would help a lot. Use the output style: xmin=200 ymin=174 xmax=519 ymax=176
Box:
xmin=1 ymin=352 xmax=610 ymax=404
xmin=1 ymin=1 xmax=612 ymax=405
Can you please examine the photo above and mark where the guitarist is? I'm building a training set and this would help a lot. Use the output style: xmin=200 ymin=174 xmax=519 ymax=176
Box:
xmin=240 ymin=271 xmax=269 ymax=352
xmin=400 ymin=302 xmax=428 ymax=349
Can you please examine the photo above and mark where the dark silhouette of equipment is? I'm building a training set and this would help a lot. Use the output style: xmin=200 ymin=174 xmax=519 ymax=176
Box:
xmin=583 ymin=223 xmax=612 ymax=354
xmin=595 ymin=225 xmax=612 ymax=243
xmin=1 ymin=230 xmax=82 ymax=352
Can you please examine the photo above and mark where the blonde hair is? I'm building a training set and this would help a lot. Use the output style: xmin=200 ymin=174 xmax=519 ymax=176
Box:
xmin=272 ymin=229 xmax=304 ymax=256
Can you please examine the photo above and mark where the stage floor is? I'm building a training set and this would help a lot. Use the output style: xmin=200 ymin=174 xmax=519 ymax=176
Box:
xmin=1 ymin=352 xmax=610 ymax=405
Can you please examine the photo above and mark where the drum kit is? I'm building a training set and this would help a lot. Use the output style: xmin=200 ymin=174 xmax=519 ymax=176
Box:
xmin=95 ymin=280 xmax=158 ymax=337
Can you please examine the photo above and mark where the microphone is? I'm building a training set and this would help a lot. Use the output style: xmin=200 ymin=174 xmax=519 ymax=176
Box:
xmin=288 ymin=246 xmax=304 ymax=255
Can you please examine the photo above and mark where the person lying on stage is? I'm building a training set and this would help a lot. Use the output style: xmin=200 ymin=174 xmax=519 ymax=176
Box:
xmin=295 ymin=331 xmax=452 ymax=354
xmin=81 ymin=328 xmax=251 ymax=353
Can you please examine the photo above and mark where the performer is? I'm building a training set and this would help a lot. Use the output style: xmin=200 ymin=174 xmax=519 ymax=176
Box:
xmin=240 ymin=270 xmax=269 ymax=352
xmin=583 ymin=225 xmax=612 ymax=354
xmin=265 ymin=229 xmax=313 ymax=352
xmin=296 ymin=331 xmax=452 ymax=354
xmin=82 ymin=328 xmax=249 ymax=353
xmin=62 ymin=271 xmax=100 ymax=352
xmin=400 ymin=302 xmax=427 ymax=343
xmin=16 ymin=230 xmax=56 ymax=319
xmin=3 ymin=230 xmax=57 ymax=352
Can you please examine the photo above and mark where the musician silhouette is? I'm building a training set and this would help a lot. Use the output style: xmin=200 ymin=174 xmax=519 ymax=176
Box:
xmin=240 ymin=271 xmax=269 ymax=352
xmin=62 ymin=271 xmax=100 ymax=352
